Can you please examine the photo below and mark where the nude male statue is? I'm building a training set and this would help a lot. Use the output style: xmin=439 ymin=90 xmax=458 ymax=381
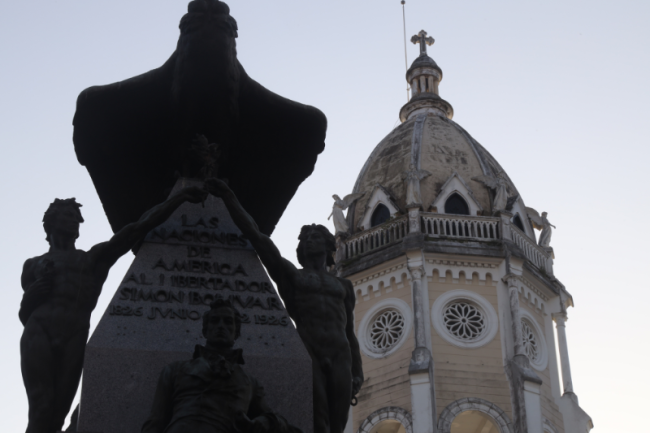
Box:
xmin=205 ymin=178 xmax=364 ymax=433
xmin=20 ymin=186 xmax=207 ymax=433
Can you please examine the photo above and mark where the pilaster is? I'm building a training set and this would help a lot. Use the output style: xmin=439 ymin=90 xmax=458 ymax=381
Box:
xmin=406 ymin=254 xmax=436 ymax=433
xmin=502 ymin=271 xmax=543 ymax=433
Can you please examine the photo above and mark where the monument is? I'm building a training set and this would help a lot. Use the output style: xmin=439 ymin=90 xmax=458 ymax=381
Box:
xmin=19 ymin=0 xmax=334 ymax=432
xmin=19 ymin=187 xmax=207 ymax=433
xmin=205 ymin=178 xmax=364 ymax=433
xmin=76 ymin=180 xmax=313 ymax=433
xmin=73 ymin=0 xmax=327 ymax=236
xmin=141 ymin=298 xmax=300 ymax=433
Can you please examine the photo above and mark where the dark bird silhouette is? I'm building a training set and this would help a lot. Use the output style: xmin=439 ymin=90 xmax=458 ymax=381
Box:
xmin=73 ymin=0 xmax=327 ymax=235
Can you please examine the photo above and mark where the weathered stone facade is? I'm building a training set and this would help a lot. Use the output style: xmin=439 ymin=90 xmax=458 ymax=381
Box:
xmin=337 ymin=35 xmax=592 ymax=433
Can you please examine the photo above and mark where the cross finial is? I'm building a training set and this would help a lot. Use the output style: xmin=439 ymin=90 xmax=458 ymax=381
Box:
xmin=410 ymin=30 xmax=435 ymax=56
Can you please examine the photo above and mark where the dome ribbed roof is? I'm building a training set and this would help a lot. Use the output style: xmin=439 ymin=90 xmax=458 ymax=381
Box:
xmin=407 ymin=54 xmax=441 ymax=76
xmin=349 ymin=114 xmax=520 ymax=231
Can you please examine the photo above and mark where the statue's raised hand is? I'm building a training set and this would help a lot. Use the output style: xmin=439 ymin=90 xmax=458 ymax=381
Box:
xmin=204 ymin=178 xmax=232 ymax=198
xmin=352 ymin=376 xmax=363 ymax=397
xmin=181 ymin=186 xmax=208 ymax=204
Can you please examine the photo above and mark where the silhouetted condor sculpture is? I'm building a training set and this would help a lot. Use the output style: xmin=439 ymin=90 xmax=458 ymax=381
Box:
xmin=73 ymin=0 xmax=327 ymax=235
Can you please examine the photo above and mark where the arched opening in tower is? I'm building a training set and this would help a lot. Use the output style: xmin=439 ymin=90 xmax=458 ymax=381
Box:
xmin=371 ymin=204 xmax=391 ymax=227
xmin=444 ymin=193 xmax=470 ymax=215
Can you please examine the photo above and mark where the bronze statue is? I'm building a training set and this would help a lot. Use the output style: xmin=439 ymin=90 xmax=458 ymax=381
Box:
xmin=19 ymin=186 xmax=207 ymax=433
xmin=205 ymin=178 xmax=364 ymax=433
xmin=73 ymin=0 xmax=327 ymax=237
xmin=142 ymin=299 xmax=298 ymax=433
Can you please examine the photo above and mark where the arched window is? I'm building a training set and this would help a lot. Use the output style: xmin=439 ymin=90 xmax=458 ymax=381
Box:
xmin=451 ymin=411 xmax=500 ymax=433
xmin=371 ymin=204 xmax=391 ymax=227
xmin=444 ymin=193 xmax=470 ymax=215
xmin=513 ymin=214 xmax=525 ymax=231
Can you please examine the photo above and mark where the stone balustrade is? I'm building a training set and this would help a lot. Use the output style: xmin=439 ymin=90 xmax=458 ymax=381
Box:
xmin=341 ymin=216 xmax=409 ymax=260
xmin=510 ymin=225 xmax=552 ymax=273
xmin=339 ymin=212 xmax=553 ymax=276
xmin=421 ymin=213 xmax=500 ymax=241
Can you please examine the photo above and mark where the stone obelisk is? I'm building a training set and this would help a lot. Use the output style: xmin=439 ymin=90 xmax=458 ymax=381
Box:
xmin=77 ymin=178 xmax=312 ymax=433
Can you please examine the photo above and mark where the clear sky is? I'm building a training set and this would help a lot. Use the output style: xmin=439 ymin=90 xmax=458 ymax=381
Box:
xmin=1 ymin=0 xmax=648 ymax=431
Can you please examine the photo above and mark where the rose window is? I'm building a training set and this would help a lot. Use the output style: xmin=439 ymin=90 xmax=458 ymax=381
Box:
xmin=369 ymin=309 xmax=406 ymax=351
xmin=443 ymin=301 xmax=486 ymax=341
xmin=521 ymin=320 xmax=539 ymax=361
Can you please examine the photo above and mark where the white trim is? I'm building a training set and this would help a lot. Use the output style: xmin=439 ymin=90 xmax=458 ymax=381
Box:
xmin=510 ymin=197 xmax=535 ymax=239
xmin=431 ymin=289 xmax=498 ymax=349
xmin=358 ymin=298 xmax=413 ymax=359
xmin=437 ymin=397 xmax=513 ymax=433
xmin=359 ymin=185 xmax=400 ymax=231
xmin=431 ymin=172 xmax=482 ymax=215
xmin=520 ymin=310 xmax=549 ymax=372
xmin=357 ymin=407 xmax=413 ymax=433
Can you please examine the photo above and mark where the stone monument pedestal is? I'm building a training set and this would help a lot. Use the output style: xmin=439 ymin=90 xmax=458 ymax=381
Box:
xmin=76 ymin=178 xmax=312 ymax=433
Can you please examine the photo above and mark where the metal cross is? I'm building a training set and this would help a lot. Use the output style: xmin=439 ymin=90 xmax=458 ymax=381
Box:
xmin=411 ymin=30 xmax=435 ymax=56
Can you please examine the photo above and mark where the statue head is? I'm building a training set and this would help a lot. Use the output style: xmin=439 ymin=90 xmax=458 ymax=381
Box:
xmin=296 ymin=224 xmax=336 ymax=267
xmin=42 ymin=198 xmax=84 ymax=244
xmin=181 ymin=0 xmax=238 ymax=38
xmin=202 ymin=298 xmax=241 ymax=347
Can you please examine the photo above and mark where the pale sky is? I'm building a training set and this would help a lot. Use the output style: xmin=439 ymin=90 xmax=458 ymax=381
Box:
xmin=1 ymin=0 xmax=648 ymax=431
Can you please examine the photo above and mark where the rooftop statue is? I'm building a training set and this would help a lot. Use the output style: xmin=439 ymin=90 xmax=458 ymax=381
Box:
xmin=472 ymin=174 xmax=511 ymax=212
xmin=19 ymin=187 xmax=207 ymax=433
xmin=73 ymin=0 xmax=327 ymax=236
xmin=142 ymin=299 xmax=300 ymax=433
xmin=328 ymin=193 xmax=365 ymax=235
xmin=526 ymin=207 xmax=556 ymax=247
xmin=205 ymin=178 xmax=364 ymax=433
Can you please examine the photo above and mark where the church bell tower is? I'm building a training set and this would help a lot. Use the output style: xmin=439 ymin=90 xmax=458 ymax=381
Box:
xmin=335 ymin=31 xmax=593 ymax=433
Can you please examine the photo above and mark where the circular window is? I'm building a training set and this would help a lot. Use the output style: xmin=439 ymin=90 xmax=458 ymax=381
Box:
xmin=521 ymin=320 xmax=539 ymax=361
xmin=431 ymin=290 xmax=498 ymax=349
xmin=519 ymin=312 xmax=548 ymax=371
xmin=443 ymin=301 xmax=486 ymax=341
xmin=358 ymin=298 xmax=413 ymax=359
xmin=370 ymin=309 xmax=406 ymax=351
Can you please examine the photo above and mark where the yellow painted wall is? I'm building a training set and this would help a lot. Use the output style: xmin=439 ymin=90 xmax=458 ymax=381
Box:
xmin=352 ymin=269 xmax=414 ymax=432
xmin=428 ymin=269 xmax=514 ymax=421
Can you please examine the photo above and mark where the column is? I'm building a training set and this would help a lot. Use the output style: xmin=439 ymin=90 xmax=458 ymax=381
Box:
xmin=408 ymin=266 xmax=437 ymax=433
xmin=499 ymin=211 xmax=512 ymax=241
xmin=412 ymin=79 xmax=419 ymax=96
xmin=524 ymin=382 xmax=543 ymax=433
xmin=410 ymin=267 xmax=427 ymax=350
xmin=503 ymin=275 xmax=526 ymax=357
xmin=552 ymin=313 xmax=574 ymax=394
xmin=427 ymin=76 xmax=435 ymax=95
xmin=503 ymin=274 xmax=543 ymax=433
xmin=419 ymin=76 xmax=427 ymax=93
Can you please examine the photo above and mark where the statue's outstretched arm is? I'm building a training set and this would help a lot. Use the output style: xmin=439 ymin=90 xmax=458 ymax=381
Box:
xmin=205 ymin=178 xmax=297 ymax=286
xmin=90 ymin=187 xmax=207 ymax=270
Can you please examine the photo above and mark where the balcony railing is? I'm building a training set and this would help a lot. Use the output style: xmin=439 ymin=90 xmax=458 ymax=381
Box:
xmin=341 ymin=216 xmax=409 ymax=260
xmin=510 ymin=225 xmax=551 ymax=272
xmin=339 ymin=211 xmax=552 ymax=274
xmin=421 ymin=213 xmax=500 ymax=241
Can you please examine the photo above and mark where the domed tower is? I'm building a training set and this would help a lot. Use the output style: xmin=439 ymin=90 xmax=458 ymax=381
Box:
xmin=336 ymin=32 xmax=593 ymax=433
